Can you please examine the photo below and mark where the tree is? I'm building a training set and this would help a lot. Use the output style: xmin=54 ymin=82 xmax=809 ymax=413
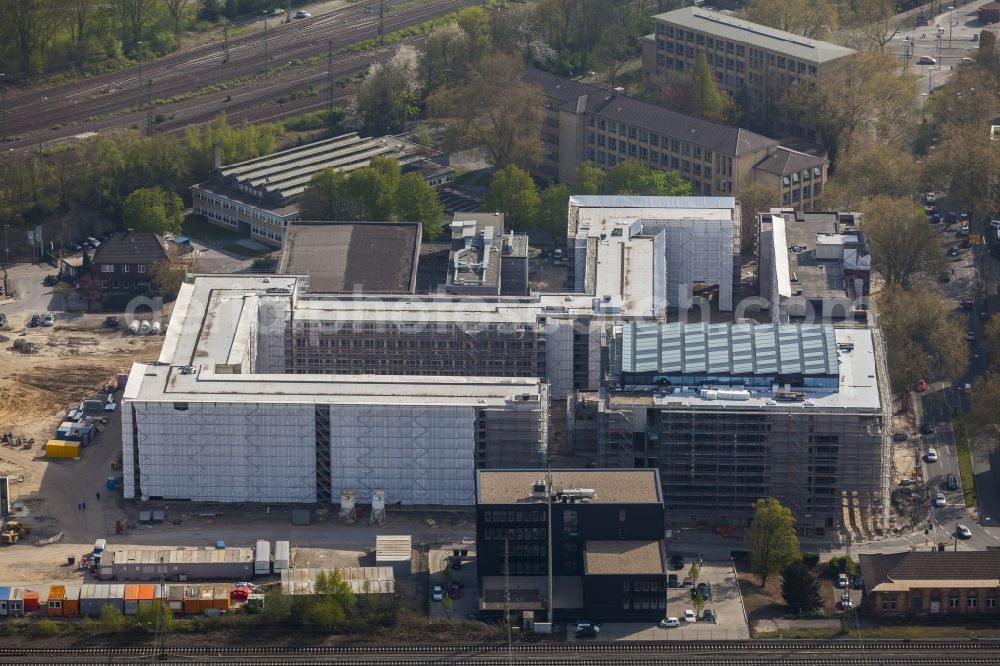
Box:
xmin=689 ymin=52 xmax=733 ymax=122
xmin=350 ymin=45 xmax=421 ymax=135
xmin=99 ymin=603 xmax=125 ymax=632
xmin=746 ymin=497 xmax=801 ymax=587
xmin=454 ymin=6 xmax=492 ymax=64
xmin=692 ymin=589 xmax=706 ymax=618
xmin=536 ymin=183 xmax=571 ymax=240
xmin=428 ymin=53 xmax=545 ymax=169
xmin=122 ymin=186 xmax=184 ymax=235
xmin=781 ymin=561 xmax=823 ymax=614
xmin=877 ymin=285 xmax=969 ymax=389
xmin=6 ymin=0 xmax=59 ymax=77
xmin=112 ymin=0 xmax=154 ymax=50
xmin=441 ymin=593 xmax=453 ymax=617
xmin=594 ymin=22 xmax=632 ymax=86
xmin=310 ymin=569 xmax=354 ymax=632
xmin=842 ymin=0 xmax=901 ymax=51
xmin=738 ymin=182 xmax=780 ymax=254
xmin=602 ymin=161 xmax=693 ymax=196
xmin=163 ymin=0 xmax=189 ymax=34
xmin=688 ymin=561 xmax=700 ymax=586
xmin=783 ymin=51 xmax=917 ymax=163
xmin=967 ymin=375 xmax=1000 ymax=450
xmin=739 ymin=0 xmax=839 ymax=38
xmin=78 ymin=273 xmax=103 ymax=310
xmin=860 ymin=195 xmax=943 ymax=287
xmin=346 ymin=162 xmax=398 ymax=221
xmin=984 ymin=315 xmax=1000 ymax=372
xmin=925 ymin=125 xmax=1000 ymax=222
xmin=52 ymin=281 xmax=75 ymax=312
xmin=823 ymin=140 xmax=920 ymax=208
xmin=422 ymin=23 xmax=472 ymax=91
xmin=574 ymin=162 xmax=604 ymax=195
xmin=395 ymin=172 xmax=444 ymax=240
xmin=299 ymin=168 xmax=359 ymax=221
xmin=482 ymin=165 xmax=540 ymax=230
xmin=149 ymin=259 xmax=192 ymax=300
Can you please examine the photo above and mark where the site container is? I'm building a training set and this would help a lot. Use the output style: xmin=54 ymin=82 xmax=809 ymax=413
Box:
xmin=56 ymin=422 xmax=93 ymax=445
xmin=45 ymin=440 xmax=80 ymax=458
xmin=138 ymin=584 xmax=156 ymax=610
xmin=166 ymin=585 xmax=184 ymax=613
xmin=7 ymin=588 xmax=23 ymax=616
xmin=274 ymin=541 xmax=290 ymax=571
xmin=106 ymin=584 xmax=125 ymax=613
xmin=254 ymin=539 xmax=271 ymax=576
xmin=0 ymin=587 xmax=9 ymax=616
xmin=22 ymin=590 xmax=39 ymax=613
xmin=63 ymin=585 xmax=81 ymax=616
xmin=46 ymin=585 xmax=66 ymax=617
xmin=182 ymin=586 xmax=201 ymax=615
xmin=212 ymin=585 xmax=231 ymax=612
xmin=123 ymin=584 xmax=140 ymax=615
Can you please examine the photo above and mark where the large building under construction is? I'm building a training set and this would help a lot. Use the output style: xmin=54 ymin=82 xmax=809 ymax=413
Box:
xmin=573 ymin=321 xmax=890 ymax=534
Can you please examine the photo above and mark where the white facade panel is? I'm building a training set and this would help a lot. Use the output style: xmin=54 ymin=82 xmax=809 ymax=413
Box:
xmin=327 ymin=404 xmax=476 ymax=505
xmin=132 ymin=402 xmax=315 ymax=503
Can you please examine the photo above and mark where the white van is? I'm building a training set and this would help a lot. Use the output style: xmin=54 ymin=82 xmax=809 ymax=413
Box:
xmin=93 ymin=538 xmax=107 ymax=562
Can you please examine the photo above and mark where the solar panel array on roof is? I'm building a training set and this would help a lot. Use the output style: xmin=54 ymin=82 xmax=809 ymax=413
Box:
xmin=620 ymin=323 xmax=840 ymax=377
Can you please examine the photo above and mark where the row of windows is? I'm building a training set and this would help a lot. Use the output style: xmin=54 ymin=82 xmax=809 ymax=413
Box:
xmin=623 ymin=580 xmax=665 ymax=592
xmin=101 ymin=279 xmax=149 ymax=290
xmin=483 ymin=527 xmax=548 ymax=540
xmin=781 ymin=183 xmax=822 ymax=205
xmin=885 ymin=596 xmax=998 ymax=610
xmin=195 ymin=205 xmax=240 ymax=229
xmin=100 ymin=264 xmax=146 ymax=274
xmin=501 ymin=562 xmax=546 ymax=575
xmin=497 ymin=542 xmax=547 ymax=557
xmin=251 ymin=224 xmax=283 ymax=243
xmin=196 ymin=190 xmax=286 ymax=226
xmin=624 ymin=597 xmax=667 ymax=610
xmin=586 ymin=118 xmax=718 ymax=165
xmin=783 ymin=168 xmax=823 ymax=186
xmin=484 ymin=510 xmax=547 ymax=523
xmin=654 ymin=23 xmax=818 ymax=75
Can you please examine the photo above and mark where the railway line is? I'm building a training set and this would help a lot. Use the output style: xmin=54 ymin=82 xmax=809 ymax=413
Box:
xmin=2 ymin=0 xmax=476 ymax=151
xmin=2 ymin=640 xmax=1000 ymax=664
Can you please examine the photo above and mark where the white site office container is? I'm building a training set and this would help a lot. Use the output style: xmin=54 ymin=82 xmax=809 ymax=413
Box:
xmin=254 ymin=539 xmax=271 ymax=576
xmin=274 ymin=541 xmax=290 ymax=571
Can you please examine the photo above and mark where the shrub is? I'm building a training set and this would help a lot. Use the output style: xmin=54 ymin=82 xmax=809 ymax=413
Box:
xmin=802 ymin=552 xmax=820 ymax=569
xmin=32 ymin=619 xmax=60 ymax=637
xmin=826 ymin=555 xmax=858 ymax=577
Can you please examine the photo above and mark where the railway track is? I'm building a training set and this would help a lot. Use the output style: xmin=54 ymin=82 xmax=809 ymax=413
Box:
xmin=2 ymin=0 xmax=476 ymax=151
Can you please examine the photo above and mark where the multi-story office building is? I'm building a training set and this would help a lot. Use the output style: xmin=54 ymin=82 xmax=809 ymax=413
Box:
xmin=642 ymin=8 xmax=856 ymax=140
xmin=576 ymin=321 xmax=890 ymax=535
xmin=190 ymin=133 xmax=453 ymax=247
xmin=475 ymin=469 xmax=666 ymax=623
xmin=525 ymin=68 xmax=828 ymax=208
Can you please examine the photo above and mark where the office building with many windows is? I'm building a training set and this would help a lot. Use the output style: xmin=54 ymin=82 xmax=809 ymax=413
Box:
xmin=642 ymin=8 xmax=855 ymax=140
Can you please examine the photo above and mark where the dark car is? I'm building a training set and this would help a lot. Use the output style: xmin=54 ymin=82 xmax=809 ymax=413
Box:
xmin=668 ymin=574 xmax=679 ymax=588
xmin=693 ymin=582 xmax=711 ymax=600
xmin=920 ymin=423 xmax=935 ymax=435
xmin=449 ymin=580 xmax=461 ymax=599
xmin=702 ymin=609 xmax=717 ymax=624
xmin=947 ymin=473 xmax=959 ymax=491
xmin=539 ymin=249 xmax=551 ymax=259
xmin=948 ymin=246 xmax=960 ymax=257
xmin=575 ymin=626 xmax=598 ymax=639
xmin=930 ymin=212 xmax=942 ymax=224
xmin=451 ymin=557 xmax=462 ymax=570
xmin=67 ymin=242 xmax=83 ymax=252
xmin=853 ymin=576 xmax=864 ymax=590
xmin=43 ymin=275 xmax=58 ymax=287
xmin=29 ymin=314 xmax=41 ymax=327
xmin=670 ymin=554 xmax=684 ymax=570
xmin=103 ymin=316 xmax=120 ymax=329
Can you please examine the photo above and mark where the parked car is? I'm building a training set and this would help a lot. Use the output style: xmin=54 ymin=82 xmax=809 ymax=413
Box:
xmin=42 ymin=313 xmax=54 ymax=327
xmin=947 ymin=473 xmax=960 ymax=491
xmin=86 ymin=236 xmax=100 ymax=248
xmin=966 ymin=330 xmax=977 ymax=341
xmin=659 ymin=617 xmax=681 ymax=628
xmin=957 ymin=382 xmax=971 ymax=393
xmin=294 ymin=9 xmax=311 ymax=18
xmin=916 ymin=377 xmax=928 ymax=392
xmin=270 ymin=7 xmax=284 ymax=14
xmin=920 ymin=423 xmax=935 ymax=435
xmin=930 ymin=212 xmax=942 ymax=224
xmin=892 ymin=432 xmax=908 ymax=442
xmin=926 ymin=448 xmax=939 ymax=463
xmin=43 ymin=275 xmax=58 ymax=287
xmin=431 ymin=584 xmax=443 ymax=601
xmin=962 ymin=297 xmax=974 ymax=309
xmin=539 ymin=249 xmax=551 ymax=259
xmin=682 ymin=576 xmax=693 ymax=588
xmin=29 ymin=314 xmax=40 ymax=327
xmin=837 ymin=572 xmax=849 ymax=588
xmin=67 ymin=242 xmax=82 ymax=252
xmin=103 ymin=316 xmax=120 ymax=329
xmin=934 ymin=492 xmax=947 ymax=508
xmin=683 ymin=609 xmax=696 ymax=623
xmin=957 ymin=524 xmax=973 ymax=539
xmin=917 ymin=56 xmax=937 ymax=65
xmin=852 ymin=576 xmax=864 ymax=590
xmin=575 ymin=625 xmax=598 ymax=639
xmin=451 ymin=557 xmax=462 ymax=570
xmin=693 ymin=582 xmax=711 ymax=600
xmin=0 ymin=313 xmax=6 ymax=328
xmin=449 ymin=581 xmax=461 ymax=599
xmin=668 ymin=574 xmax=679 ymax=588
xmin=839 ymin=593 xmax=854 ymax=610
xmin=670 ymin=554 xmax=684 ymax=570
xmin=960 ymin=222 xmax=970 ymax=236
xmin=702 ymin=609 xmax=717 ymax=624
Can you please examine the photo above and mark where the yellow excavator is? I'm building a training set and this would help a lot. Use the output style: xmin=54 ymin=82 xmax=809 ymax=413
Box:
xmin=1 ymin=520 xmax=28 ymax=544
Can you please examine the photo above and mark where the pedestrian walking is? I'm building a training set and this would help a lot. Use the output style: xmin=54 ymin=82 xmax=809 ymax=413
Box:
xmin=96 ymin=492 xmax=101 ymax=500
xmin=82 ymin=501 xmax=86 ymax=510
xmin=76 ymin=503 xmax=81 ymax=511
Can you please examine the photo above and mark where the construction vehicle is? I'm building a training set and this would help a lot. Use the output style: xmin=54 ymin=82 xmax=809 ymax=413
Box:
xmin=2 ymin=520 xmax=29 ymax=544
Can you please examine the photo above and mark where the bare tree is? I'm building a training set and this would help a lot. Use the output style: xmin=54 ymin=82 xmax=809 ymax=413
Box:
xmin=163 ymin=0 xmax=190 ymax=34
xmin=5 ymin=0 xmax=59 ymax=77
xmin=860 ymin=195 xmax=943 ymax=287
xmin=112 ymin=0 xmax=154 ymax=49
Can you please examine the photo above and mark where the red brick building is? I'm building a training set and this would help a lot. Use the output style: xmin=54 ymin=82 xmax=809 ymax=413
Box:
xmin=91 ymin=231 xmax=169 ymax=299
xmin=859 ymin=551 xmax=1000 ymax=617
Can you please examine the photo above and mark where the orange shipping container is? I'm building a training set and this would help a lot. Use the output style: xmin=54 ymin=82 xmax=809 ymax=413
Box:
xmin=212 ymin=585 xmax=231 ymax=612
xmin=182 ymin=586 xmax=201 ymax=615
xmin=22 ymin=591 xmax=39 ymax=613
xmin=63 ymin=586 xmax=81 ymax=616
xmin=137 ymin=584 xmax=156 ymax=608
xmin=46 ymin=585 xmax=66 ymax=617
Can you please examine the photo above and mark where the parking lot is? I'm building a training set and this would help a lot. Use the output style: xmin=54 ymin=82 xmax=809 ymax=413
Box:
xmin=428 ymin=544 xmax=478 ymax=621
xmin=568 ymin=560 xmax=751 ymax=641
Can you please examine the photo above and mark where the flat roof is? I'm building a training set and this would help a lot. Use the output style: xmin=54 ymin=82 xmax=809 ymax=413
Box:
xmin=613 ymin=327 xmax=880 ymax=411
xmin=476 ymin=469 xmax=663 ymax=505
xmin=278 ymin=221 xmax=421 ymax=294
xmin=653 ymin=7 xmax=856 ymax=64
xmin=775 ymin=210 xmax=866 ymax=299
xmin=584 ymin=540 xmax=666 ymax=575
xmin=110 ymin=548 xmax=254 ymax=565
xmin=281 ymin=567 xmax=395 ymax=595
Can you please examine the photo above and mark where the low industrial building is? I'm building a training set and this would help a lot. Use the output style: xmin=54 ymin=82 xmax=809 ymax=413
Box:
xmin=281 ymin=567 xmax=396 ymax=595
xmin=575 ymin=321 xmax=890 ymax=534
xmin=759 ymin=209 xmax=870 ymax=321
xmin=375 ymin=535 xmax=412 ymax=576
xmin=191 ymin=133 xmax=453 ymax=247
xmin=476 ymin=469 xmax=667 ymax=624
xmin=100 ymin=547 xmax=256 ymax=581
xmin=859 ymin=552 xmax=1000 ymax=617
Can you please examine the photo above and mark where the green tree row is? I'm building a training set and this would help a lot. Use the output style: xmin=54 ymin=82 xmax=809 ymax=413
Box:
xmin=299 ymin=156 xmax=445 ymax=239
xmin=482 ymin=161 xmax=693 ymax=240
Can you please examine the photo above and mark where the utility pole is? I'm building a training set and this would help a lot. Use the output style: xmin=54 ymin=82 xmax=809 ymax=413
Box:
xmin=327 ymin=41 xmax=335 ymax=116
xmin=136 ymin=41 xmax=144 ymax=91
xmin=146 ymin=79 xmax=154 ymax=136
xmin=223 ymin=24 xmax=230 ymax=63
xmin=545 ymin=469 xmax=554 ymax=627
xmin=378 ymin=0 xmax=385 ymax=46
xmin=262 ymin=12 xmax=269 ymax=78
xmin=504 ymin=537 xmax=512 ymax=666
xmin=154 ymin=558 xmax=168 ymax=660
xmin=0 ymin=73 xmax=6 ymax=142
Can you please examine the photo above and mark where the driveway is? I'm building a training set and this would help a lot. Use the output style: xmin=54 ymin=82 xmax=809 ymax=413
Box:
xmin=0 ymin=261 xmax=61 ymax=325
